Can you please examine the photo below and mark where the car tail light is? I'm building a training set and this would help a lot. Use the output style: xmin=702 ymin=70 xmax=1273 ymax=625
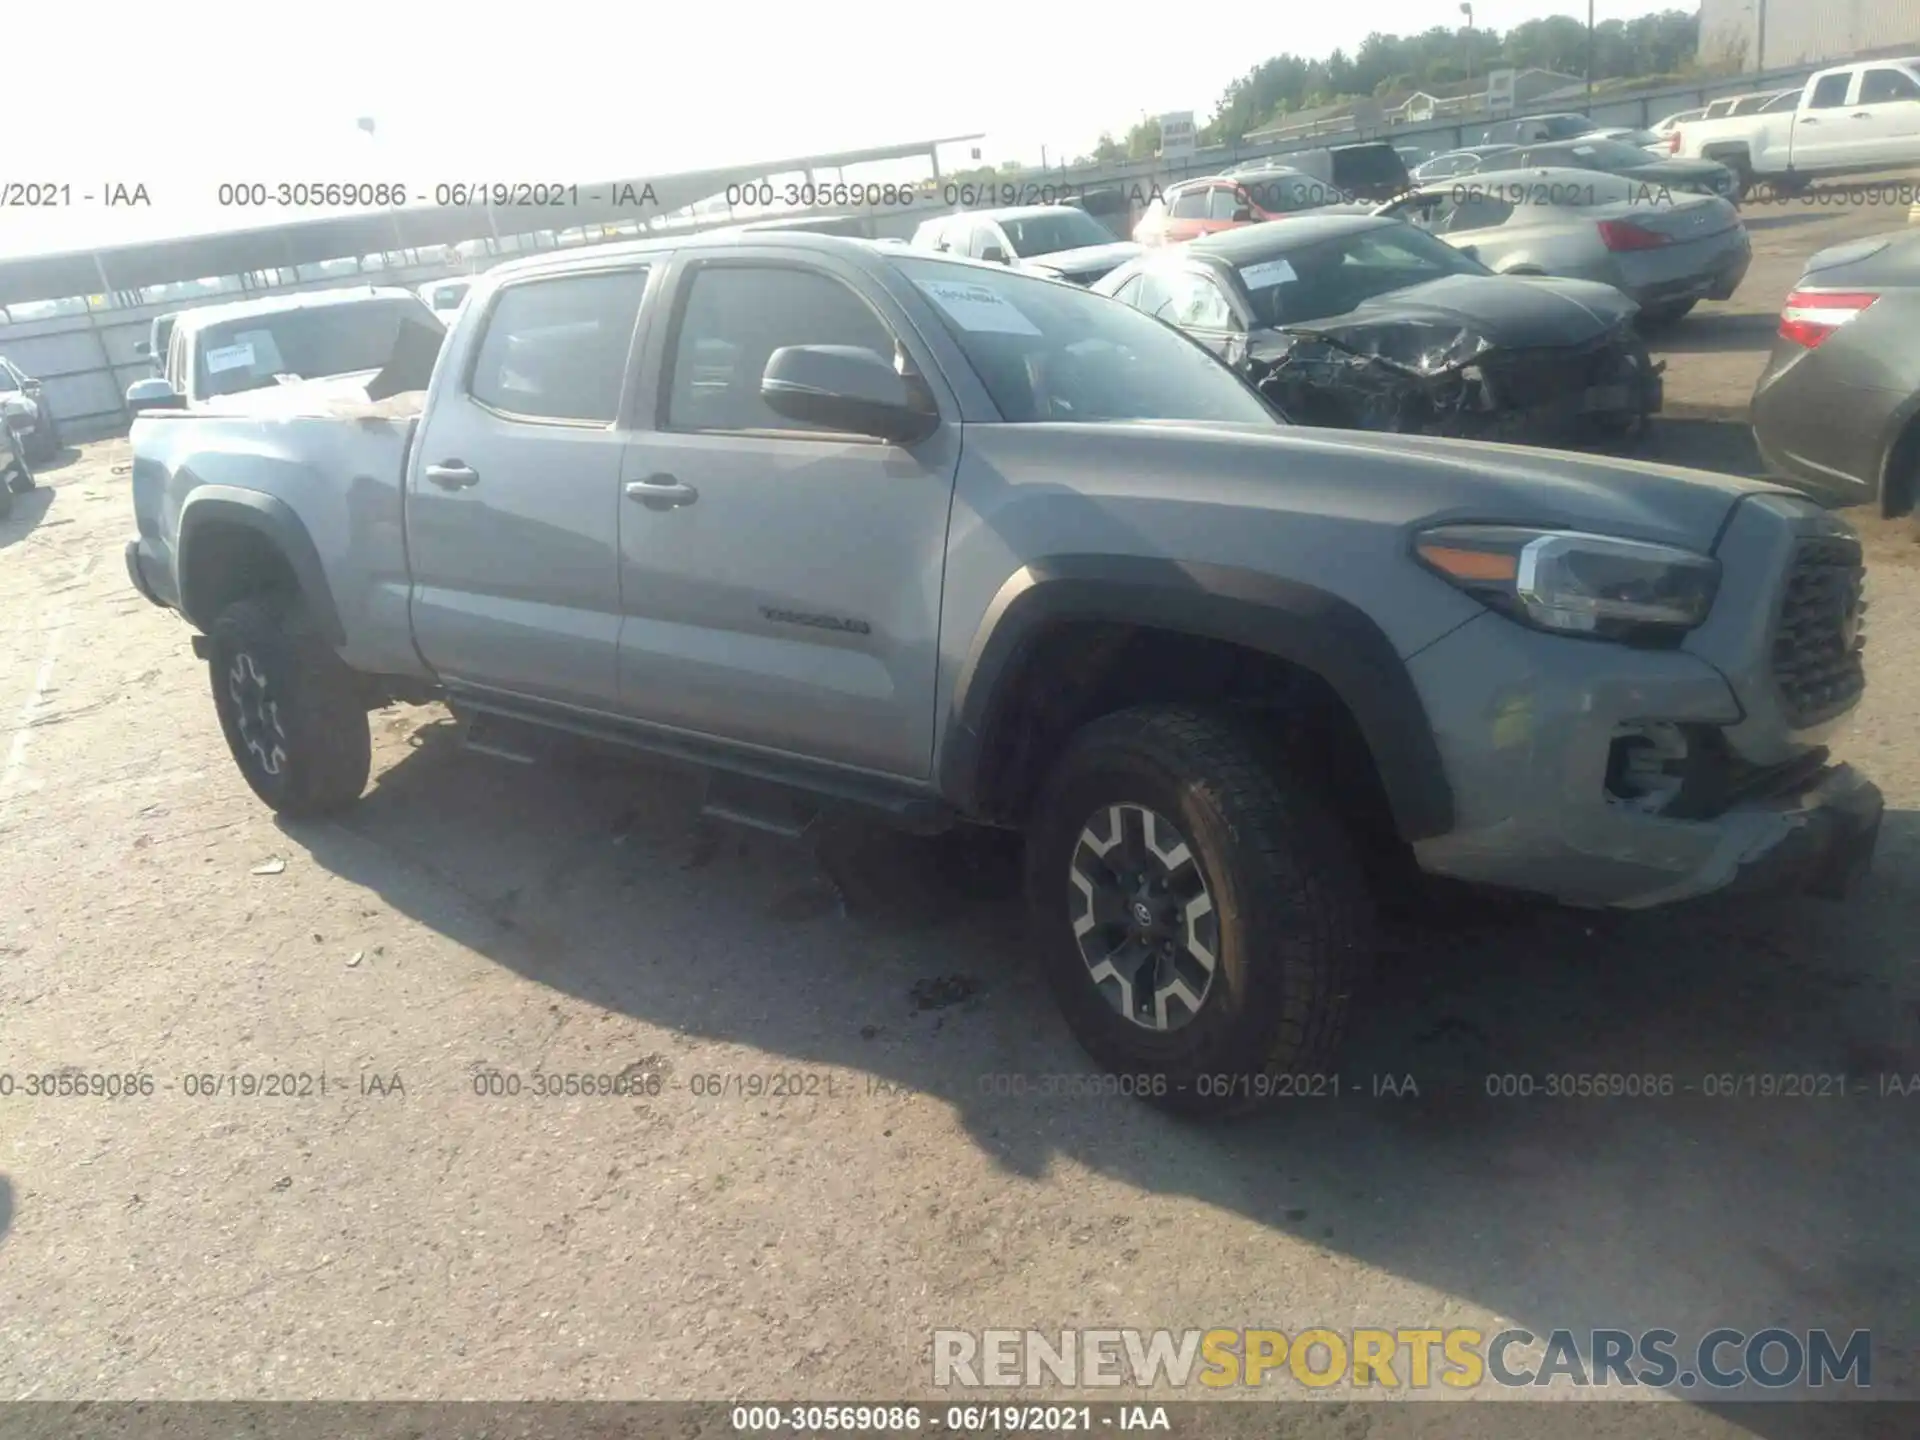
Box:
xmin=1778 ymin=290 xmax=1880 ymax=348
xmin=1597 ymin=220 xmax=1673 ymax=251
xmin=1668 ymin=130 xmax=1681 ymax=154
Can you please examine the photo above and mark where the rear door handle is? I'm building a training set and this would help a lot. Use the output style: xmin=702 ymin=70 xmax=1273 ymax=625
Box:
xmin=1851 ymin=111 xmax=1873 ymax=118
xmin=625 ymin=474 xmax=698 ymax=510
xmin=425 ymin=463 xmax=479 ymax=490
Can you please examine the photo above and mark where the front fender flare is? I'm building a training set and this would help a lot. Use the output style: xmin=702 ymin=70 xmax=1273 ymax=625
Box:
xmin=938 ymin=556 xmax=1454 ymax=842
xmin=176 ymin=485 xmax=345 ymax=645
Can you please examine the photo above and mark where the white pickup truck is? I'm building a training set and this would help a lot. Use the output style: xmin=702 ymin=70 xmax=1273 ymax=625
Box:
xmin=1668 ymin=57 xmax=1920 ymax=194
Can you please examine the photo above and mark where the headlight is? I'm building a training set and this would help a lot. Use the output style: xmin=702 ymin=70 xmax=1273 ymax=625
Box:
xmin=1414 ymin=524 xmax=1719 ymax=642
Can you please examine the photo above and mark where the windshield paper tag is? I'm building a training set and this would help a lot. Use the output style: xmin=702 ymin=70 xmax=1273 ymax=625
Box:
xmin=915 ymin=279 xmax=1042 ymax=336
xmin=1239 ymin=259 xmax=1298 ymax=289
xmin=204 ymin=343 xmax=257 ymax=374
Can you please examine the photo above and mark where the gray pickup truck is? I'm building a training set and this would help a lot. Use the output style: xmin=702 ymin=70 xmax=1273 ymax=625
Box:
xmin=126 ymin=232 xmax=1881 ymax=1112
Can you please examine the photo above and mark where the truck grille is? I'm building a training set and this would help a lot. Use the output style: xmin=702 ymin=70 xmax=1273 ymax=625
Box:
xmin=1772 ymin=535 xmax=1866 ymax=727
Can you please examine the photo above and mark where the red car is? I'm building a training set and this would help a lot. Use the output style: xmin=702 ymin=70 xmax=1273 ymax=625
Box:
xmin=1134 ymin=171 xmax=1355 ymax=246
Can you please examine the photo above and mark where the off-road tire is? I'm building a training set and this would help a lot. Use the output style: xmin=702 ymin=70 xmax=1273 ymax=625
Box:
xmin=208 ymin=596 xmax=371 ymax=817
xmin=1025 ymin=705 xmax=1375 ymax=1117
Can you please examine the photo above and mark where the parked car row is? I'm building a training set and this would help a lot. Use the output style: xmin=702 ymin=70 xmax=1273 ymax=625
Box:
xmin=123 ymin=226 xmax=1883 ymax=1114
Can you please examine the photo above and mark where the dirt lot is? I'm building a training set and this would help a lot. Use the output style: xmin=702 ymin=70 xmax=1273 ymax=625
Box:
xmin=0 ymin=198 xmax=1916 ymax=1429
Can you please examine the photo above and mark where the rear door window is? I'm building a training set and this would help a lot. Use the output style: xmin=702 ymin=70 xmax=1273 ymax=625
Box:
xmin=1206 ymin=187 xmax=1241 ymax=221
xmin=1860 ymin=68 xmax=1920 ymax=104
xmin=468 ymin=269 xmax=648 ymax=424
xmin=1170 ymin=187 xmax=1209 ymax=220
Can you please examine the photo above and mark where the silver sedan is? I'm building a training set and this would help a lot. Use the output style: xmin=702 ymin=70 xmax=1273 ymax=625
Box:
xmin=1374 ymin=167 xmax=1751 ymax=326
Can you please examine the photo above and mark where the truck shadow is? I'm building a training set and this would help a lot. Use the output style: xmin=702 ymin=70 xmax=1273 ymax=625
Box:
xmin=287 ymin=716 xmax=1920 ymax=1416
xmin=0 ymin=485 xmax=55 ymax=550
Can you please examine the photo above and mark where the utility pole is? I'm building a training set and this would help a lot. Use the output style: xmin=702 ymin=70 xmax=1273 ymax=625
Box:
xmin=1755 ymin=0 xmax=1768 ymax=72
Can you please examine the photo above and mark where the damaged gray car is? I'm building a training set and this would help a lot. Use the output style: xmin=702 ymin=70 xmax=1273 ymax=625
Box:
xmin=1091 ymin=213 xmax=1662 ymax=445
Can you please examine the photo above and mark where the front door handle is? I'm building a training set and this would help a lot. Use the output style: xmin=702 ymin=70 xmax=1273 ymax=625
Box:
xmin=625 ymin=474 xmax=699 ymax=510
xmin=1852 ymin=111 xmax=1873 ymax=118
xmin=425 ymin=463 xmax=479 ymax=490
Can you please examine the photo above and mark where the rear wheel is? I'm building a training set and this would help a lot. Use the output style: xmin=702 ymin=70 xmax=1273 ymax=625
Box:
xmin=1025 ymin=705 xmax=1374 ymax=1117
xmin=207 ymin=596 xmax=371 ymax=817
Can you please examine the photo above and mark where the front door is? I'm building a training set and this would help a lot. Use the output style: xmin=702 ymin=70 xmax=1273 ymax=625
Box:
xmin=613 ymin=255 xmax=961 ymax=779
xmin=406 ymin=266 xmax=651 ymax=712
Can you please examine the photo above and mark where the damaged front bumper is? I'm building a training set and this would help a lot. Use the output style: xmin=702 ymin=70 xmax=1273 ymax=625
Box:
xmin=1250 ymin=321 xmax=1662 ymax=445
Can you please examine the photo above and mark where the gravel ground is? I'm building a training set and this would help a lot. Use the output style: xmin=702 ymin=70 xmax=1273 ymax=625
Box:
xmin=0 ymin=198 xmax=1915 ymax=1429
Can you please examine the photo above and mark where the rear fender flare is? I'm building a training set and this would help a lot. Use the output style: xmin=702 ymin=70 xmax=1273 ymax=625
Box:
xmin=176 ymin=486 xmax=345 ymax=644
xmin=938 ymin=556 xmax=1454 ymax=842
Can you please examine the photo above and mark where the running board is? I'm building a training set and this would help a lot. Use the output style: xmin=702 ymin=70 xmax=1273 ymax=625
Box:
xmin=700 ymin=774 xmax=819 ymax=839
xmin=444 ymin=691 xmax=955 ymax=836
xmin=460 ymin=711 xmax=540 ymax=765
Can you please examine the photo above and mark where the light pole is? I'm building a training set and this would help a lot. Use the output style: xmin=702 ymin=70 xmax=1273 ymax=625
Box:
xmin=1460 ymin=3 xmax=1474 ymax=96
xmin=1585 ymin=0 xmax=1596 ymax=110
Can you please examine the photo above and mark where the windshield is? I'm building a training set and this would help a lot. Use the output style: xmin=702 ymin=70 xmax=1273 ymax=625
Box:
xmin=194 ymin=298 xmax=445 ymax=399
xmin=1234 ymin=224 xmax=1489 ymax=327
xmin=998 ymin=209 xmax=1116 ymax=258
xmin=891 ymin=257 xmax=1275 ymax=426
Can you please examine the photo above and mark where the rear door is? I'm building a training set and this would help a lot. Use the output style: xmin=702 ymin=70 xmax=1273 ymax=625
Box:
xmin=1791 ymin=70 xmax=1859 ymax=168
xmin=1849 ymin=65 xmax=1920 ymax=166
xmin=406 ymin=265 xmax=651 ymax=711
xmin=612 ymin=252 xmax=962 ymax=778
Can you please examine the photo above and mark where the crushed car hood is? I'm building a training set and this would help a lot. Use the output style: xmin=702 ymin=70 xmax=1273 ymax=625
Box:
xmin=1019 ymin=240 xmax=1143 ymax=281
xmin=1253 ymin=274 xmax=1638 ymax=362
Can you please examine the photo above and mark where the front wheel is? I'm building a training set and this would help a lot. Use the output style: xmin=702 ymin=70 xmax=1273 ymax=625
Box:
xmin=207 ymin=596 xmax=371 ymax=817
xmin=1025 ymin=705 xmax=1375 ymax=1117
xmin=4 ymin=441 xmax=33 ymax=493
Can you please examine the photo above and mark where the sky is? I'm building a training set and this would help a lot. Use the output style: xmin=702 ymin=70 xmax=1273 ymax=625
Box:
xmin=10 ymin=0 xmax=1680 ymax=259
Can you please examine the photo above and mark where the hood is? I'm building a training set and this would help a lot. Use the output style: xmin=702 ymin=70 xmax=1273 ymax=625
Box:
xmin=986 ymin=421 xmax=1795 ymax=555
xmin=1019 ymin=240 xmax=1143 ymax=280
xmin=1254 ymin=274 xmax=1637 ymax=364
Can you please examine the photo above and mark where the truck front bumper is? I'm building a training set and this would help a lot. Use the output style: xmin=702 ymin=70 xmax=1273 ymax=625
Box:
xmin=1405 ymin=611 xmax=1881 ymax=910
xmin=125 ymin=539 xmax=164 ymax=608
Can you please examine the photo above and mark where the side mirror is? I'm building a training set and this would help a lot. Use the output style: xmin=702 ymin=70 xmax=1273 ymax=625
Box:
xmin=979 ymin=245 xmax=1009 ymax=264
xmin=126 ymin=378 xmax=186 ymax=415
xmin=760 ymin=345 xmax=938 ymax=445
xmin=1458 ymin=244 xmax=1481 ymax=261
